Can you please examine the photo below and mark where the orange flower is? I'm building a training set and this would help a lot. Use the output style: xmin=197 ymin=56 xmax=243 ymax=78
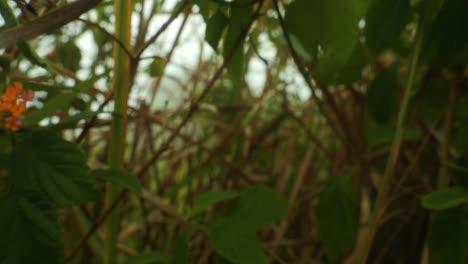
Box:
xmin=5 ymin=116 xmax=22 ymax=131
xmin=0 ymin=82 xmax=34 ymax=131
xmin=1 ymin=82 xmax=22 ymax=103
xmin=10 ymin=101 xmax=26 ymax=117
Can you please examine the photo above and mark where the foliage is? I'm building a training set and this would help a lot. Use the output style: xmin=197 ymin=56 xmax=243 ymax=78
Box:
xmin=0 ymin=0 xmax=467 ymax=263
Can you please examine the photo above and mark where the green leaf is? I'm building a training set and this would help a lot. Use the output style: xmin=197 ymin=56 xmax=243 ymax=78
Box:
xmin=53 ymin=41 xmax=82 ymax=72
xmin=0 ymin=2 xmax=18 ymax=27
xmin=209 ymin=219 xmax=268 ymax=264
xmin=147 ymin=57 xmax=167 ymax=77
xmin=205 ymin=10 xmax=229 ymax=51
xmin=427 ymin=208 xmax=468 ymax=264
xmin=10 ymin=130 xmax=100 ymax=207
xmin=190 ymin=191 xmax=238 ymax=217
xmin=421 ymin=0 xmax=468 ymax=66
xmin=0 ymin=193 xmax=64 ymax=264
xmin=24 ymin=92 xmax=78 ymax=125
xmin=316 ymin=175 xmax=360 ymax=262
xmin=422 ymin=187 xmax=468 ymax=210
xmin=364 ymin=0 xmax=409 ymax=55
xmin=51 ymin=111 xmax=101 ymax=130
xmin=367 ymin=69 xmax=397 ymax=124
xmin=222 ymin=6 xmax=252 ymax=84
xmin=171 ymin=234 xmax=190 ymax=264
xmin=126 ymin=252 xmax=168 ymax=264
xmin=92 ymin=169 xmax=142 ymax=194
xmin=24 ymin=77 xmax=101 ymax=125
xmin=285 ymin=0 xmax=370 ymax=84
xmin=223 ymin=22 xmax=245 ymax=83
xmin=366 ymin=124 xmax=421 ymax=148
xmin=236 ymin=185 xmax=288 ymax=229
xmin=208 ymin=186 xmax=287 ymax=264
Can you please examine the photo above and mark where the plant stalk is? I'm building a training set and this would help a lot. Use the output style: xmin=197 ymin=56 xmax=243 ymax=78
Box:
xmin=104 ymin=0 xmax=132 ymax=263
xmin=356 ymin=24 xmax=424 ymax=263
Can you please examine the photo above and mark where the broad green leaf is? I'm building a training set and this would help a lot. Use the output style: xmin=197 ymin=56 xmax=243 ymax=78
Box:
xmin=422 ymin=0 xmax=468 ymax=66
xmin=236 ymin=185 xmax=288 ymax=229
xmin=189 ymin=191 xmax=238 ymax=217
xmin=126 ymin=252 xmax=168 ymax=264
xmin=422 ymin=187 xmax=468 ymax=210
xmin=428 ymin=208 xmax=468 ymax=264
xmin=285 ymin=0 xmax=370 ymax=84
xmin=10 ymin=130 xmax=100 ymax=207
xmin=318 ymin=43 xmax=367 ymax=84
xmin=364 ymin=0 xmax=409 ymax=55
xmin=205 ymin=10 xmax=229 ymax=51
xmin=209 ymin=219 xmax=268 ymax=264
xmin=366 ymin=124 xmax=421 ymax=148
xmin=189 ymin=0 xmax=217 ymax=21
xmin=367 ymin=69 xmax=397 ymax=124
xmin=0 ymin=193 xmax=63 ymax=264
xmin=92 ymin=169 xmax=142 ymax=194
xmin=208 ymin=186 xmax=287 ymax=264
xmin=147 ymin=57 xmax=167 ymax=77
xmin=171 ymin=234 xmax=190 ymax=264
xmin=316 ymin=175 xmax=360 ymax=262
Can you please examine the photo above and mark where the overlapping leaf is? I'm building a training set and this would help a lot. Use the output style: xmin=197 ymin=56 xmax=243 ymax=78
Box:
xmin=0 ymin=193 xmax=63 ymax=264
xmin=10 ymin=130 xmax=99 ymax=207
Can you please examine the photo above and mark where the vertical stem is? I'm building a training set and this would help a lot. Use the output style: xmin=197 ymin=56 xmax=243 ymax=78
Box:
xmin=438 ymin=81 xmax=457 ymax=188
xmin=104 ymin=0 xmax=132 ymax=263
xmin=356 ymin=25 xmax=424 ymax=263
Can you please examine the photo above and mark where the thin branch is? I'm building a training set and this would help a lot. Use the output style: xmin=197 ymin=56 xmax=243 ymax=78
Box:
xmin=0 ymin=0 xmax=102 ymax=48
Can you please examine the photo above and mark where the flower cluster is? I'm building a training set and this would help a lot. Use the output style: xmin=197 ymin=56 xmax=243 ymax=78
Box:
xmin=0 ymin=82 xmax=34 ymax=131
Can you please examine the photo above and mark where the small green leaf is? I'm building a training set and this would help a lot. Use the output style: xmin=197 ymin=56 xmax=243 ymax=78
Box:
xmin=53 ymin=41 xmax=82 ymax=72
xmin=51 ymin=111 xmax=102 ymax=130
xmin=189 ymin=191 xmax=238 ymax=217
xmin=92 ymin=169 xmax=142 ymax=194
xmin=205 ymin=10 xmax=229 ymax=51
xmin=147 ymin=58 xmax=167 ymax=77
xmin=422 ymin=187 xmax=468 ymax=210
xmin=24 ymin=77 xmax=102 ymax=125
xmin=11 ymin=130 xmax=100 ymax=207
xmin=316 ymin=175 xmax=360 ymax=262
xmin=0 ymin=193 xmax=64 ymax=264
xmin=24 ymin=92 xmax=78 ymax=125
xmin=223 ymin=22 xmax=245 ymax=83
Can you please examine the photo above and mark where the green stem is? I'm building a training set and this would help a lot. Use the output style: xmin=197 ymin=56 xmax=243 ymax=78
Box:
xmin=357 ymin=25 xmax=424 ymax=263
xmin=104 ymin=1 xmax=132 ymax=263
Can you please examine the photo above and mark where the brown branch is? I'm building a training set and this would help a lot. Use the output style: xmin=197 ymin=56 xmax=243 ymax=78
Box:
xmin=0 ymin=0 xmax=102 ymax=48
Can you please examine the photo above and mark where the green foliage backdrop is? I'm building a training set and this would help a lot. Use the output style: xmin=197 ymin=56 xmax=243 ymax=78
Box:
xmin=0 ymin=0 xmax=467 ymax=263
